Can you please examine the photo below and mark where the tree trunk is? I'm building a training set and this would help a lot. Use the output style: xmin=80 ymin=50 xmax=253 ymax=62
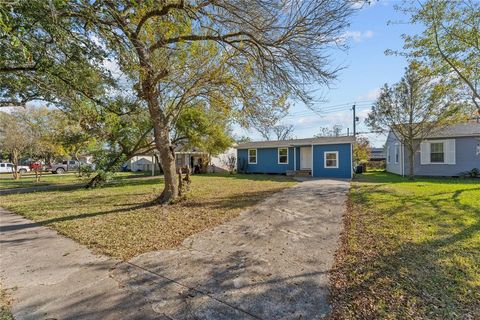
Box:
xmin=145 ymin=88 xmax=178 ymax=204
xmin=154 ymin=127 xmax=178 ymax=204
xmin=408 ymin=146 xmax=415 ymax=180
xmin=12 ymin=149 xmax=19 ymax=180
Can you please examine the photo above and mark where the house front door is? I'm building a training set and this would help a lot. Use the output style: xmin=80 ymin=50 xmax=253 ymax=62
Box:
xmin=300 ymin=147 xmax=312 ymax=169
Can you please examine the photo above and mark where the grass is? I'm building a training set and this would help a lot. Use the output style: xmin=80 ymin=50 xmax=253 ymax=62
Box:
xmin=0 ymin=173 xmax=296 ymax=260
xmin=330 ymin=171 xmax=480 ymax=319
xmin=0 ymin=287 xmax=13 ymax=320
xmin=0 ymin=171 xmax=151 ymax=190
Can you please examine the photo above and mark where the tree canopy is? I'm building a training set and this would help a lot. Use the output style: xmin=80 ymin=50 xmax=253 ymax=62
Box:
xmin=392 ymin=0 xmax=480 ymax=112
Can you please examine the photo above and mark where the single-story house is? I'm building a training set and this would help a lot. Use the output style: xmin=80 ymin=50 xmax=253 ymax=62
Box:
xmin=126 ymin=155 xmax=157 ymax=172
xmin=236 ymin=136 xmax=355 ymax=178
xmin=385 ymin=122 xmax=480 ymax=177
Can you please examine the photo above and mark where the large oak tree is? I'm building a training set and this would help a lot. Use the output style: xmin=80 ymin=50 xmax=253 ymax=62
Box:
xmin=1 ymin=0 xmax=355 ymax=203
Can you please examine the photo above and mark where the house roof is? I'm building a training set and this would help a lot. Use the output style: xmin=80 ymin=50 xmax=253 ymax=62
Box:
xmin=424 ymin=122 xmax=480 ymax=138
xmin=235 ymin=136 xmax=355 ymax=149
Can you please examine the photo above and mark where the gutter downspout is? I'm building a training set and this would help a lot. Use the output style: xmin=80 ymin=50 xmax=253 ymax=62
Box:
xmin=401 ymin=142 xmax=405 ymax=177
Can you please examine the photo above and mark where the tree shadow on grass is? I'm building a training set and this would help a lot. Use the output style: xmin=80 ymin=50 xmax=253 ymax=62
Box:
xmin=0 ymin=187 xmax=290 ymax=233
xmin=331 ymin=186 xmax=480 ymax=319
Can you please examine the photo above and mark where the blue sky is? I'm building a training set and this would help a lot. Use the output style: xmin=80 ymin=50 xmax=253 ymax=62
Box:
xmin=236 ymin=0 xmax=423 ymax=147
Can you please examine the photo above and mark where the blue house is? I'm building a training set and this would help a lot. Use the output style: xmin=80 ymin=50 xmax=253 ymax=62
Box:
xmin=385 ymin=122 xmax=480 ymax=177
xmin=236 ymin=136 xmax=355 ymax=179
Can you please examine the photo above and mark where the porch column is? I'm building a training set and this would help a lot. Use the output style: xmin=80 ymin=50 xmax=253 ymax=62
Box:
xmin=311 ymin=144 xmax=313 ymax=177
xmin=294 ymin=147 xmax=296 ymax=171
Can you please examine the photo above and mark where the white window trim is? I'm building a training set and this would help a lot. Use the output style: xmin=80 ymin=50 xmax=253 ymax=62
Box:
xmin=324 ymin=151 xmax=339 ymax=169
xmin=394 ymin=143 xmax=400 ymax=164
xmin=277 ymin=147 xmax=289 ymax=164
xmin=248 ymin=148 xmax=257 ymax=164
xmin=387 ymin=146 xmax=391 ymax=164
xmin=428 ymin=140 xmax=446 ymax=164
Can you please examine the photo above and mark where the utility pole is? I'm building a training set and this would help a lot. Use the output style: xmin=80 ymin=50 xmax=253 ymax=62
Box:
xmin=352 ymin=104 xmax=356 ymax=136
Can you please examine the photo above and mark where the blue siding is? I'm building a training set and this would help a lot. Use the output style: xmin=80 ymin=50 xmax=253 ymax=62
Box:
xmin=238 ymin=143 xmax=353 ymax=178
xmin=312 ymin=143 xmax=352 ymax=178
xmin=237 ymin=147 xmax=294 ymax=174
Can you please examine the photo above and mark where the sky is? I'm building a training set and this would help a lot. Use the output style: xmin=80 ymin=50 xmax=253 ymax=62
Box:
xmin=235 ymin=0 xmax=424 ymax=147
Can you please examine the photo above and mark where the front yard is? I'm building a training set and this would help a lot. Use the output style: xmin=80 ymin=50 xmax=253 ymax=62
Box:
xmin=0 ymin=171 xmax=149 ymax=190
xmin=330 ymin=171 xmax=480 ymax=319
xmin=0 ymin=173 xmax=296 ymax=260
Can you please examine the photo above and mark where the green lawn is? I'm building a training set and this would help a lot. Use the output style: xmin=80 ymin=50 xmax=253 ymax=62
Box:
xmin=0 ymin=171 xmax=150 ymax=190
xmin=330 ymin=171 xmax=480 ymax=319
xmin=0 ymin=173 xmax=296 ymax=260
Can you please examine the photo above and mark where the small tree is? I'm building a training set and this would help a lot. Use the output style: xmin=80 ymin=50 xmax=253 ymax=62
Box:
xmin=223 ymin=155 xmax=237 ymax=175
xmin=366 ymin=62 xmax=463 ymax=179
xmin=0 ymin=111 xmax=33 ymax=179
xmin=354 ymin=136 xmax=371 ymax=164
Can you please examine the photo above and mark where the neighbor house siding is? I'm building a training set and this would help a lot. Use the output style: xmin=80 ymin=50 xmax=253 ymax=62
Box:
xmin=407 ymin=136 xmax=480 ymax=176
xmin=312 ymin=143 xmax=352 ymax=178
xmin=237 ymin=147 xmax=295 ymax=174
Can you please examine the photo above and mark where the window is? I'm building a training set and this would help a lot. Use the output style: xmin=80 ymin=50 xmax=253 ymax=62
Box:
xmin=6 ymin=163 xmax=13 ymax=168
xmin=278 ymin=147 xmax=288 ymax=164
xmin=394 ymin=144 xmax=400 ymax=164
xmin=387 ymin=147 xmax=391 ymax=163
xmin=248 ymin=149 xmax=257 ymax=164
xmin=324 ymin=151 xmax=339 ymax=168
xmin=0 ymin=164 xmax=4 ymax=168
xmin=430 ymin=142 xmax=444 ymax=163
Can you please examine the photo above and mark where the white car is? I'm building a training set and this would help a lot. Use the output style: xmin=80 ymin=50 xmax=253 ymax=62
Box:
xmin=0 ymin=162 xmax=31 ymax=174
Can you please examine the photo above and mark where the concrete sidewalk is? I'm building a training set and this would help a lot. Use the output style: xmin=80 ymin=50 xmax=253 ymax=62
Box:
xmin=0 ymin=178 xmax=349 ymax=319
xmin=0 ymin=209 xmax=158 ymax=320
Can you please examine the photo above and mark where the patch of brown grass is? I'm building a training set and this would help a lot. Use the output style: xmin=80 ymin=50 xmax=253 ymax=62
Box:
xmin=0 ymin=174 xmax=296 ymax=260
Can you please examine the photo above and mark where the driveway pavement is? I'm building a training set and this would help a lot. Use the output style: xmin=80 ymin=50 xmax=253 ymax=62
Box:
xmin=0 ymin=178 xmax=349 ymax=319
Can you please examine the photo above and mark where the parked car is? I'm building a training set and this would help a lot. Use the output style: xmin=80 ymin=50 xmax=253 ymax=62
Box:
xmin=49 ymin=160 xmax=93 ymax=174
xmin=0 ymin=162 xmax=31 ymax=174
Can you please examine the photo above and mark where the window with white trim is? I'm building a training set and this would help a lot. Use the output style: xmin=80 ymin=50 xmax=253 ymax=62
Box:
xmin=387 ymin=146 xmax=391 ymax=163
xmin=430 ymin=142 xmax=444 ymax=163
xmin=324 ymin=151 xmax=339 ymax=168
xmin=278 ymin=147 xmax=288 ymax=164
xmin=248 ymin=149 xmax=257 ymax=164
xmin=394 ymin=143 xmax=400 ymax=164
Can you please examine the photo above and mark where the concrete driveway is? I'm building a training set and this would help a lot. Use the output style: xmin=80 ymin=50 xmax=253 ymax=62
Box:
xmin=0 ymin=178 xmax=349 ymax=319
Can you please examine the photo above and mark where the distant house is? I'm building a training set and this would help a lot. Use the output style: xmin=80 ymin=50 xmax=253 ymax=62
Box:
xmin=369 ymin=147 xmax=386 ymax=161
xmin=125 ymin=147 xmax=236 ymax=173
xmin=385 ymin=122 xmax=480 ymax=177
xmin=235 ymin=136 xmax=355 ymax=178
xmin=125 ymin=155 xmax=158 ymax=172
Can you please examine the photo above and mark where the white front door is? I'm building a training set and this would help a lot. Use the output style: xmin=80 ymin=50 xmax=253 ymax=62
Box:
xmin=300 ymin=147 xmax=312 ymax=169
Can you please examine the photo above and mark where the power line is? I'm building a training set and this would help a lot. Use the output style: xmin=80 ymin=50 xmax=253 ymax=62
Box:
xmin=285 ymin=100 xmax=375 ymax=117
xmin=285 ymin=103 xmax=373 ymax=118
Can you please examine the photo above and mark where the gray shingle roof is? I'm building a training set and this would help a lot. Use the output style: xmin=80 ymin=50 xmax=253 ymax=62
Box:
xmin=235 ymin=136 xmax=355 ymax=149
xmin=425 ymin=122 xmax=480 ymax=138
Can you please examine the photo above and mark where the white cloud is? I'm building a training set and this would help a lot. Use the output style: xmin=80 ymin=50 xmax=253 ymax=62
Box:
xmin=340 ymin=30 xmax=374 ymax=43
xmin=357 ymin=87 xmax=381 ymax=100
xmin=342 ymin=30 xmax=373 ymax=42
